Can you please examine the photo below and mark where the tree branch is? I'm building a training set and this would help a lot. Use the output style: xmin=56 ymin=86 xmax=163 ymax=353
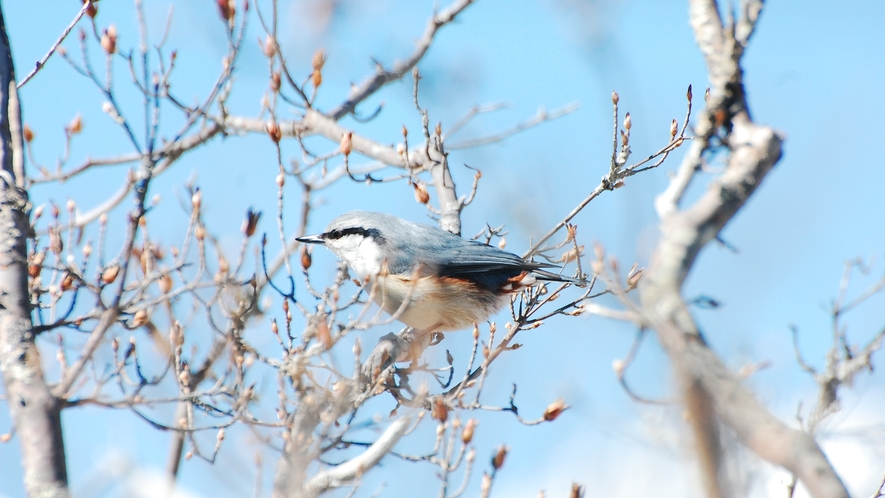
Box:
xmin=326 ymin=0 xmax=475 ymax=120
xmin=0 ymin=5 xmax=69 ymax=496
xmin=303 ymin=416 xmax=411 ymax=497
xmin=636 ymin=1 xmax=850 ymax=497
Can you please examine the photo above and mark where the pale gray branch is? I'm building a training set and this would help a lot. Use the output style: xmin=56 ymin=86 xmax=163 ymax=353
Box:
xmin=635 ymin=1 xmax=850 ymax=497
xmin=303 ymin=416 xmax=411 ymax=497
xmin=326 ymin=0 xmax=475 ymax=120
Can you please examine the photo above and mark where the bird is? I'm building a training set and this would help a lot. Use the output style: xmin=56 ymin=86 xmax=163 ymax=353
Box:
xmin=297 ymin=211 xmax=581 ymax=335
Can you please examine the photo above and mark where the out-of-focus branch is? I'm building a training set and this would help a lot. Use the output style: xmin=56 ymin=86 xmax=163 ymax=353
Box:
xmin=637 ymin=1 xmax=850 ymax=497
xmin=326 ymin=0 xmax=475 ymax=120
xmin=0 ymin=6 xmax=70 ymax=497
xmin=303 ymin=416 xmax=411 ymax=497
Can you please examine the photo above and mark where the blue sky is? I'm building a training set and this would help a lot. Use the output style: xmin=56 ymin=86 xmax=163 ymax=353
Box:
xmin=2 ymin=0 xmax=885 ymax=497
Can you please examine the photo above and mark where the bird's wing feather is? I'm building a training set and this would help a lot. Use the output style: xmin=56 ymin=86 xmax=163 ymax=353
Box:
xmin=430 ymin=240 xmax=567 ymax=286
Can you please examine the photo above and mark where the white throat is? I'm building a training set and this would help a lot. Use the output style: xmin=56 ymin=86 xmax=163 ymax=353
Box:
xmin=327 ymin=235 xmax=384 ymax=280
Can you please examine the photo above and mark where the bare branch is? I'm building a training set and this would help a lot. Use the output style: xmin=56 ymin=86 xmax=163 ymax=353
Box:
xmin=304 ymin=416 xmax=412 ymax=497
xmin=327 ymin=0 xmax=475 ymax=120
xmin=17 ymin=1 xmax=92 ymax=89
xmin=637 ymin=1 xmax=849 ymax=496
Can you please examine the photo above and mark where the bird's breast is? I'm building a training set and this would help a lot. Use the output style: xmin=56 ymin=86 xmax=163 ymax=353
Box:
xmin=370 ymin=274 xmax=507 ymax=332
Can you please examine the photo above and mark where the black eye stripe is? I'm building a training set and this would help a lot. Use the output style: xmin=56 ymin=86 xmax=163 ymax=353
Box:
xmin=323 ymin=227 xmax=384 ymax=242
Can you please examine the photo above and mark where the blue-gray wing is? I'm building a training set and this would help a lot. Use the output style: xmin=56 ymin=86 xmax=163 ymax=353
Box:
xmin=431 ymin=239 xmax=563 ymax=289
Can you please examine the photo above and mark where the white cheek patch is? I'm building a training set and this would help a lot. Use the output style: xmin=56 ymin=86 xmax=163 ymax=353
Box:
xmin=332 ymin=236 xmax=383 ymax=280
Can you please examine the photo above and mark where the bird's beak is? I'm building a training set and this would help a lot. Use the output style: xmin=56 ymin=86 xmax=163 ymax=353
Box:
xmin=296 ymin=234 xmax=325 ymax=244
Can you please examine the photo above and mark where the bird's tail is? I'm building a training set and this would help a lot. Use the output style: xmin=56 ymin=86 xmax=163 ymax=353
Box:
xmin=532 ymin=269 xmax=587 ymax=287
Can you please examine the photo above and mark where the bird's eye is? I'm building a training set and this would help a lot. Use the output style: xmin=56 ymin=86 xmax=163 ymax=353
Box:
xmin=321 ymin=227 xmax=384 ymax=243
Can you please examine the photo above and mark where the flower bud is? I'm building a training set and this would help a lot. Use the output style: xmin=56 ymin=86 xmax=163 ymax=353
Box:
xmin=339 ymin=132 xmax=352 ymax=156
xmin=100 ymin=25 xmax=117 ymax=55
xmin=243 ymin=208 xmax=261 ymax=237
xmin=300 ymin=246 xmax=312 ymax=270
xmin=491 ymin=445 xmax=508 ymax=470
xmin=462 ymin=418 xmax=477 ymax=443
xmin=266 ymin=121 xmax=282 ymax=143
xmin=158 ymin=273 xmax=173 ymax=293
xmin=413 ymin=182 xmax=429 ymax=204
xmin=543 ymin=398 xmax=567 ymax=421
xmin=262 ymin=35 xmax=276 ymax=58
xmin=101 ymin=264 xmax=120 ymax=284
xmin=431 ymin=397 xmax=448 ymax=423
xmin=67 ymin=114 xmax=83 ymax=135
xmin=311 ymin=48 xmax=325 ymax=71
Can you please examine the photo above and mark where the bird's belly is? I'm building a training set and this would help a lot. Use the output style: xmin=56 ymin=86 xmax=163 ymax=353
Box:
xmin=372 ymin=275 xmax=506 ymax=332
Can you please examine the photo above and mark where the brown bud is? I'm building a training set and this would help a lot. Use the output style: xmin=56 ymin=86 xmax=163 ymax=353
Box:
xmin=262 ymin=35 xmax=276 ymax=58
xmin=23 ymin=124 xmax=34 ymax=143
xmin=401 ymin=125 xmax=408 ymax=138
xmin=300 ymin=246 xmax=312 ymax=270
xmin=435 ymin=122 xmax=442 ymax=137
xmin=670 ymin=119 xmax=678 ymax=140
xmin=270 ymin=319 xmax=279 ymax=335
xmin=195 ymin=225 xmax=205 ymax=241
xmin=339 ymin=132 xmax=352 ymax=157
xmin=67 ymin=114 xmax=83 ymax=135
xmin=216 ymin=0 xmax=234 ymax=21
xmin=158 ymin=273 xmax=173 ymax=294
xmin=100 ymin=25 xmax=117 ymax=55
xmin=413 ymin=182 xmax=429 ymax=204
xmin=431 ymin=397 xmax=448 ymax=423
xmin=29 ymin=251 xmax=45 ymax=278
xmin=624 ymin=112 xmax=631 ymax=131
xmin=60 ymin=272 xmax=74 ymax=292
xmin=266 ymin=121 xmax=282 ymax=143
xmin=102 ymin=264 xmax=120 ymax=284
xmin=491 ymin=445 xmax=508 ymax=470
xmin=626 ymin=268 xmax=644 ymax=291
xmin=49 ymin=228 xmax=63 ymax=255
xmin=270 ymin=71 xmax=281 ymax=92
xmin=83 ymin=0 xmax=97 ymax=19
xmin=243 ymin=208 xmax=261 ymax=237
xmin=543 ymin=398 xmax=568 ymax=421
xmin=132 ymin=309 xmax=149 ymax=327
xmin=311 ymin=48 xmax=325 ymax=71
xmin=611 ymin=90 xmax=619 ymax=105
xmin=497 ymin=237 xmax=506 ymax=250
xmin=462 ymin=418 xmax=477 ymax=443
xmin=311 ymin=69 xmax=322 ymax=89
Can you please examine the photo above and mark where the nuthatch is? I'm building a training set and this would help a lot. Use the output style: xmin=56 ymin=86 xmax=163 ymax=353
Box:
xmin=297 ymin=211 xmax=581 ymax=334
